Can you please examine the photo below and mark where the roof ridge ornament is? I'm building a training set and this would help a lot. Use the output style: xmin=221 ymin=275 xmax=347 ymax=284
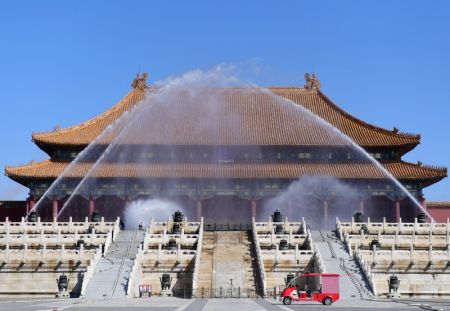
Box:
xmin=304 ymin=72 xmax=321 ymax=90
xmin=131 ymin=72 xmax=148 ymax=91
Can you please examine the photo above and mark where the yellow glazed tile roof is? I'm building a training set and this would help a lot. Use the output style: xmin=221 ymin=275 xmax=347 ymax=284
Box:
xmin=31 ymin=87 xmax=420 ymax=148
xmin=5 ymin=160 xmax=446 ymax=182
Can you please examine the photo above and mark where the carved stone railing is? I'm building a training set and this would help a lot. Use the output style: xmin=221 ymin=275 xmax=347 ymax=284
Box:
xmin=252 ymin=218 xmax=267 ymax=297
xmin=0 ymin=232 xmax=109 ymax=245
xmin=344 ymin=231 xmax=450 ymax=250
xmin=127 ymin=245 xmax=142 ymax=297
xmin=354 ymin=252 xmax=377 ymax=296
xmin=191 ymin=217 xmax=204 ymax=292
xmin=80 ymin=247 xmax=102 ymax=297
xmin=313 ymin=244 xmax=326 ymax=273
xmin=0 ymin=216 xmax=118 ymax=234
xmin=0 ymin=246 xmax=99 ymax=262
xmin=337 ymin=217 xmax=450 ymax=236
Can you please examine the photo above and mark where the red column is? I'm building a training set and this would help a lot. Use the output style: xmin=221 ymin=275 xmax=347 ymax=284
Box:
xmin=28 ymin=195 xmax=35 ymax=214
xmin=394 ymin=199 xmax=401 ymax=222
xmin=323 ymin=200 xmax=328 ymax=224
xmin=358 ymin=200 xmax=365 ymax=214
xmin=26 ymin=196 xmax=31 ymax=214
xmin=250 ymin=199 xmax=257 ymax=220
xmin=52 ymin=196 xmax=59 ymax=219
xmin=89 ymin=195 xmax=95 ymax=218
xmin=419 ymin=196 xmax=427 ymax=211
xmin=196 ymin=199 xmax=202 ymax=221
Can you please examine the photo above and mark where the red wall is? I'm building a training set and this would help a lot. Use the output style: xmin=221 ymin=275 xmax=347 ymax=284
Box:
xmin=0 ymin=201 xmax=27 ymax=221
xmin=428 ymin=207 xmax=450 ymax=222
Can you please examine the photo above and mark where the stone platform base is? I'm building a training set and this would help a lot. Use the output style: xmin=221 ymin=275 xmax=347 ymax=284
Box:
xmin=387 ymin=292 xmax=401 ymax=298
xmin=160 ymin=289 xmax=173 ymax=297
xmin=55 ymin=291 xmax=70 ymax=298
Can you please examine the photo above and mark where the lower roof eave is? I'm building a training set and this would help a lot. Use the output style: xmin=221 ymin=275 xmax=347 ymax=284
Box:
xmin=7 ymin=175 xmax=445 ymax=189
xmin=419 ymin=176 xmax=447 ymax=188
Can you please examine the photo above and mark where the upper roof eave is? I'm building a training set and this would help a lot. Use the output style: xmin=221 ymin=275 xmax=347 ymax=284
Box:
xmin=31 ymin=87 xmax=145 ymax=141
xmin=316 ymin=90 xmax=421 ymax=146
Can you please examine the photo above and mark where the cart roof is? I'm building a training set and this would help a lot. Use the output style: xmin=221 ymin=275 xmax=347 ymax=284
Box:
xmin=298 ymin=273 xmax=340 ymax=277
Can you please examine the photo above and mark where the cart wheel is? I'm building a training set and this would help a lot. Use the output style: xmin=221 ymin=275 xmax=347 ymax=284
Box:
xmin=323 ymin=297 xmax=333 ymax=306
xmin=283 ymin=297 xmax=292 ymax=305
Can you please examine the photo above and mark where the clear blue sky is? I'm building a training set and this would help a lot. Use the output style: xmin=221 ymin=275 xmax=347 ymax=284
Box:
xmin=0 ymin=0 xmax=449 ymax=201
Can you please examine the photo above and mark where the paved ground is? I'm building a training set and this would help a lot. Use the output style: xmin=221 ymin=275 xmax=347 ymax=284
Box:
xmin=0 ymin=297 xmax=448 ymax=311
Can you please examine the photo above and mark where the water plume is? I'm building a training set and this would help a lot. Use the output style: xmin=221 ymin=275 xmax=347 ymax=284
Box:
xmin=263 ymin=176 xmax=358 ymax=229
xmin=55 ymin=65 xmax=248 ymax=220
xmin=123 ymin=198 xmax=182 ymax=229
xmin=258 ymin=86 xmax=434 ymax=223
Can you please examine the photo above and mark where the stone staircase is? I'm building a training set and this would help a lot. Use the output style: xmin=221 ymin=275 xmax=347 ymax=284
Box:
xmin=326 ymin=231 xmax=374 ymax=299
xmin=196 ymin=231 xmax=214 ymax=289
xmin=195 ymin=231 xmax=259 ymax=294
xmin=213 ymin=231 xmax=245 ymax=289
xmin=83 ymin=230 xmax=145 ymax=299
xmin=311 ymin=230 xmax=373 ymax=300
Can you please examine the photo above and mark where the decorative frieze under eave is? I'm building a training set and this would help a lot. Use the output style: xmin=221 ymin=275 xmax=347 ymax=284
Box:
xmin=27 ymin=177 xmax=426 ymax=202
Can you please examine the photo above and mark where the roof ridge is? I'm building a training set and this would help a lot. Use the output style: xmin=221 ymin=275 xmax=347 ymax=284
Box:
xmin=4 ymin=159 xmax=52 ymax=175
xmin=266 ymin=86 xmax=306 ymax=91
xmin=396 ymin=160 xmax=448 ymax=173
xmin=32 ymin=89 xmax=141 ymax=140
xmin=427 ymin=201 xmax=450 ymax=205
xmin=316 ymin=90 xmax=421 ymax=141
xmin=5 ymin=159 xmax=48 ymax=168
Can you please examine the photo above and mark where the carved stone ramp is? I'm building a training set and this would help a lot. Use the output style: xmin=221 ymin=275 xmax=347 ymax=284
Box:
xmin=212 ymin=231 xmax=255 ymax=291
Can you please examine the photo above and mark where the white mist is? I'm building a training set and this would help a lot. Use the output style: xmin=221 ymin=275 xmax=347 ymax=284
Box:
xmin=123 ymin=198 xmax=183 ymax=230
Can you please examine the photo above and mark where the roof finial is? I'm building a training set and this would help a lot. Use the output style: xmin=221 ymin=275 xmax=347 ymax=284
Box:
xmin=304 ymin=72 xmax=321 ymax=90
xmin=132 ymin=72 xmax=148 ymax=90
